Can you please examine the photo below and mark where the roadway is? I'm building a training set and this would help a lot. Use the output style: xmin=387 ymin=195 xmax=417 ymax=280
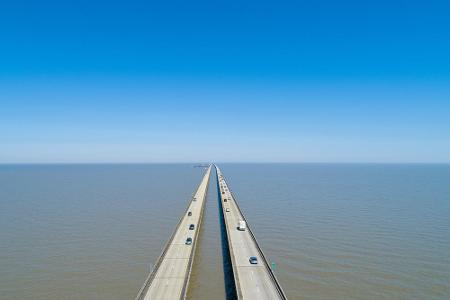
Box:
xmin=135 ymin=165 xmax=212 ymax=300
xmin=215 ymin=165 xmax=287 ymax=300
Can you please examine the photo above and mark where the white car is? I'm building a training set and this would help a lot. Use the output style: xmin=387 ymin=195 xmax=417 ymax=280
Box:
xmin=238 ymin=220 xmax=246 ymax=231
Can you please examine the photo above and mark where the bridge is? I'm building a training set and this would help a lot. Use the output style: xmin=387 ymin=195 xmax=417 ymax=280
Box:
xmin=215 ymin=165 xmax=287 ymax=300
xmin=135 ymin=164 xmax=287 ymax=299
xmin=135 ymin=165 xmax=212 ymax=300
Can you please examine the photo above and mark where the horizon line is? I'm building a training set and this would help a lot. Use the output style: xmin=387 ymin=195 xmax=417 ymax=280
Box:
xmin=1 ymin=161 xmax=449 ymax=165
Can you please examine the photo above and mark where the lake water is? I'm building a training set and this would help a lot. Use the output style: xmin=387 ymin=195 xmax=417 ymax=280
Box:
xmin=0 ymin=164 xmax=449 ymax=299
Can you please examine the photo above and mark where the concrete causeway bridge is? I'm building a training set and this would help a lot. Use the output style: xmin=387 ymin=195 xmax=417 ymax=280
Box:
xmin=135 ymin=165 xmax=212 ymax=300
xmin=215 ymin=165 xmax=287 ymax=300
xmin=135 ymin=164 xmax=287 ymax=300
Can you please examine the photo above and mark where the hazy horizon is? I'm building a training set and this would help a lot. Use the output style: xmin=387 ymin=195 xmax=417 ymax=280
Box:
xmin=2 ymin=162 xmax=450 ymax=165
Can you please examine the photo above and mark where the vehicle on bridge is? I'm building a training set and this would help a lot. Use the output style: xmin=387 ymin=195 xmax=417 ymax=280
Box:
xmin=185 ymin=237 xmax=192 ymax=245
xmin=238 ymin=220 xmax=246 ymax=231
xmin=249 ymin=256 xmax=258 ymax=264
xmin=189 ymin=224 xmax=195 ymax=230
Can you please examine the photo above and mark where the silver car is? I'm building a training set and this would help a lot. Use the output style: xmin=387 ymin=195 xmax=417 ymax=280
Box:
xmin=249 ymin=256 xmax=258 ymax=264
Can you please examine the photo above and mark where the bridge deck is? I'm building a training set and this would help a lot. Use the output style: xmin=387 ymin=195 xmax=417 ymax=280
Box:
xmin=215 ymin=165 xmax=287 ymax=300
xmin=135 ymin=165 xmax=212 ymax=300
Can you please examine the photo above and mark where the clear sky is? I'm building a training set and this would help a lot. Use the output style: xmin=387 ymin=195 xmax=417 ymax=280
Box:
xmin=1 ymin=0 xmax=449 ymax=163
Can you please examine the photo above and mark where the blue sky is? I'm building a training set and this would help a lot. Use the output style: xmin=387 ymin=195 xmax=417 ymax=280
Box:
xmin=1 ymin=0 xmax=449 ymax=162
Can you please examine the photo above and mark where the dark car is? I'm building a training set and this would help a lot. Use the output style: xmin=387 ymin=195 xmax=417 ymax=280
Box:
xmin=224 ymin=198 xmax=227 ymax=202
xmin=249 ymin=256 xmax=258 ymax=264
xmin=185 ymin=237 xmax=192 ymax=245
xmin=188 ymin=211 xmax=192 ymax=216
xmin=189 ymin=224 xmax=195 ymax=230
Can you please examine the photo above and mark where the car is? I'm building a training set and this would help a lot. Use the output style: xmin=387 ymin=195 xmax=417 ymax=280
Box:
xmin=226 ymin=208 xmax=230 ymax=212
xmin=193 ymin=197 xmax=197 ymax=201
xmin=238 ymin=220 xmax=246 ymax=231
xmin=188 ymin=211 xmax=192 ymax=216
xmin=222 ymin=191 xmax=225 ymax=194
xmin=249 ymin=256 xmax=258 ymax=264
xmin=189 ymin=224 xmax=195 ymax=230
xmin=224 ymin=198 xmax=227 ymax=202
xmin=185 ymin=237 xmax=192 ymax=245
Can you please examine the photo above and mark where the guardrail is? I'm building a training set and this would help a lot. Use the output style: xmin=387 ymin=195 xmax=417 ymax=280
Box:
xmin=135 ymin=166 xmax=211 ymax=300
xmin=215 ymin=165 xmax=288 ymax=300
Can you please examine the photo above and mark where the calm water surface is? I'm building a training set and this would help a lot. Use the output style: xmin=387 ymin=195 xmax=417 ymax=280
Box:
xmin=0 ymin=164 xmax=449 ymax=299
